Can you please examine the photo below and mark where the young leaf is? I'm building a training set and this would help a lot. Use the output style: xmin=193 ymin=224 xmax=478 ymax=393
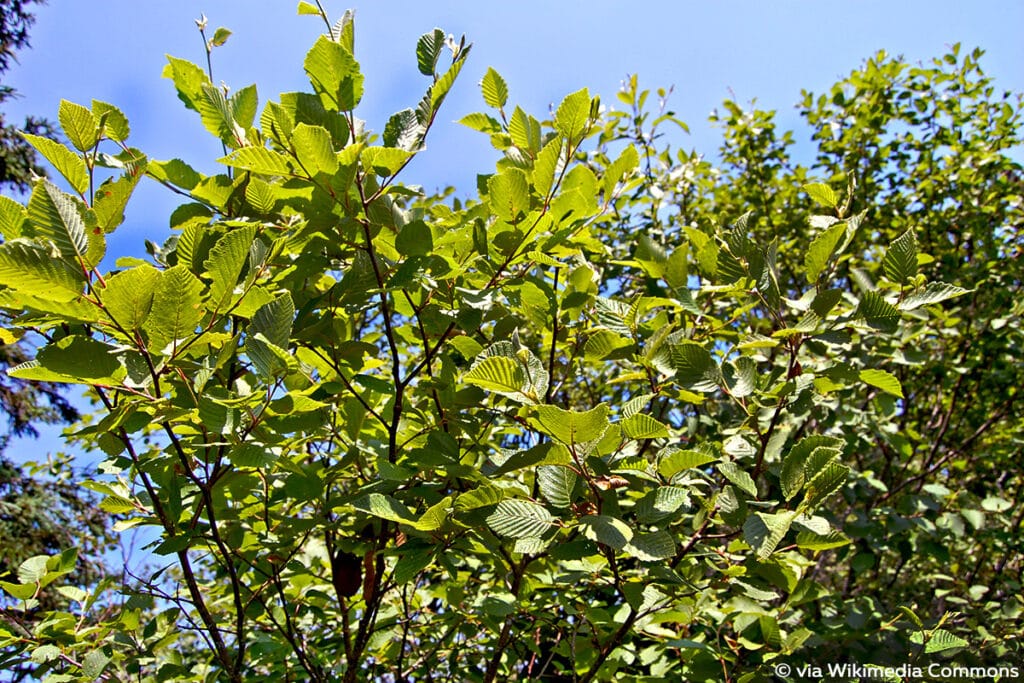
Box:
xmin=92 ymin=100 xmax=130 ymax=142
xmin=58 ymin=100 xmax=99 ymax=152
xmin=743 ymin=511 xmax=797 ymax=559
xmin=416 ymin=28 xmax=445 ymax=76
xmin=102 ymin=265 xmax=161 ymax=333
xmin=898 ymin=281 xmax=971 ymax=310
xmin=804 ymin=221 xmax=845 ymax=282
xmin=219 ymin=146 xmax=294 ymax=176
xmin=803 ymin=182 xmax=838 ymax=208
xmin=0 ymin=242 xmax=85 ymax=301
xmin=20 ymin=133 xmax=88 ymax=195
xmin=882 ymin=229 xmax=917 ymax=285
xmin=292 ymin=123 xmax=338 ymax=176
xmin=144 ymin=265 xmax=205 ymax=354
xmin=859 ymin=368 xmax=904 ymax=398
xmin=554 ymin=88 xmax=591 ymax=144
xmin=26 ymin=180 xmax=93 ymax=266
xmin=304 ymin=35 xmax=364 ymax=111
xmin=204 ymin=225 xmax=257 ymax=308
xmin=481 ymin=67 xmax=508 ymax=109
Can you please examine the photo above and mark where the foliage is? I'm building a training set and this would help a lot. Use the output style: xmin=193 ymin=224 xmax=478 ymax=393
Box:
xmin=0 ymin=5 xmax=1021 ymax=682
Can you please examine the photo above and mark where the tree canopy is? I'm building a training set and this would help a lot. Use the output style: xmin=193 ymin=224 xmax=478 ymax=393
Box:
xmin=0 ymin=5 xmax=1021 ymax=681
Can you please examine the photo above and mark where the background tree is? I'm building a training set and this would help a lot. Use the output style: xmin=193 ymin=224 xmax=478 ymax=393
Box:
xmin=0 ymin=0 xmax=115 ymax=638
xmin=0 ymin=5 xmax=1019 ymax=682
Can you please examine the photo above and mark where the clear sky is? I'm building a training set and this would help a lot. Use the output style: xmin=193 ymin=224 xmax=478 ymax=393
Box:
xmin=5 ymin=1 xmax=1023 ymax=253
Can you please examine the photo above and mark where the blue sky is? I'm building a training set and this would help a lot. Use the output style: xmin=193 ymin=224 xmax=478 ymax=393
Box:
xmin=5 ymin=1 xmax=1023 ymax=256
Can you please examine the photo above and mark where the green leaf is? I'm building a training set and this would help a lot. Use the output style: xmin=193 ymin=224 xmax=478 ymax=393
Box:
xmin=354 ymin=493 xmax=418 ymax=524
xmin=624 ymin=530 xmax=676 ymax=561
xmin=795 ymin=529 xmax=850 ymax=551
xmin=580 ymin=515 xmax=633 ymax=550
xmin=509 ymin=106 xmax=541 ymax=154
xmin=464 ymin=356 xmax=526 ymax=399
xmin=102 ymin=265 xmax=161 ymax=333
xmin=744 ymin=511 xmax=797 ymax=559
xmin=621 ymin=413 xmax=670 ymax=440
xmin=915 ymin=629 xmax=969 ymax=654
xmin=92 ymin=100 xmax=130 ymax=142
xmin=82 ymin=649 xmax=111 ymax=679
xmin=554 ymin=88 xmax=591 ymax=143
xmin=533 ymin=137 xmax=563 ymax=198
xmin=396 ymin=220 xmax=433 ymax=257
xmin=93 ymin=173 xmax=141 ymax=231
xmin=803 ymin=182 xmax=838 ymax=208
xmin=304 ymin=35 xmax=364 ymax=111
xmin=882 ymin=229 xmax=917 ymax=285
xmin=584 ymin=329 xmax=632 ymax=360
xmin=384 ymin=108 xmax=425 ymax=151
xmin=211 ymin=27 xmax=232 ymax=48
xmin=488 ymin=168 xmax=531 ymax=221
xmin=59 ymin=100 xmax=98 ymax=152
xmin=603 ymin=145 xmax=639 ymax=198
xmin=17 ymin=555 xmax=51 ymax=584
xmin=531 ymin=404 xmax=610 ymax=446
xmin=859 ymin=369 xmax=904 ymax=398
xmin=481 ymin=67 xmax=508 ymax=109
xmin=804 ymin=221 xmax=846 ymax=282
xmin=219 ymin=146 xmax=294 ymax=176
xmin=636 ymin=486 xmax=690 ymax=524
xmin=724 ymin=356 xmax=757 ymax=398
xmin=538 ymin=465 xmax=577 ymax=508
xmin=657 ymin=449 xmax=716 ymax=479
xmin=20 ymin=133 xmax=88 ymax=195
xmin=247 ymin=293 xmax=295 ymax=378
xmin=27 ymin=180 xmax=97 ymax=267
xmin=0 ymin=195 xmax=26 ymax=239
xmin=672 ymin=342 xmax=721 ymax=392
xmin=719 ymin=461 xmax=757 ymax=497
xmin=0 ymin=241 xmax=85 ymax=301
xmin=457 ymin=111 xmax=501 ymax=134
xmin=898 ymin=281 xmax=971 ymax=310
xmin=297 ymin=1 xmax=320 ymax=15
xmin=393 ymin=546 xmax=433 ymax=584
xmin=291 ymin=123 xmax=338 ymax=176
xmin=858 ymin=290 xmax=900 ymax=331
xmin=361 ymin=146 xmax=412 ymax=177
xmin=250 ymin=292 xmax=294 ymax=349
xmin=486 ymin=500 xmax=556 ymax=539
xmin=144 ymin=266 xmax=205 ymax=354
xmin=803 ymin=461 xmax=850 ymax=509
xmin=416 ymin=28 xmax=445 ymax=76
xmin=8 ymin=335 xmax=124 ymax=386
xmin=413 ymin=497 xmax=452 ymax=531
xmin=204 ymin=225 xmax=256 ymax=308
xmin=780 ymin=436 xmax=840 ymax=499
xmin=430 ymin=49 xmax=468 ymax=110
